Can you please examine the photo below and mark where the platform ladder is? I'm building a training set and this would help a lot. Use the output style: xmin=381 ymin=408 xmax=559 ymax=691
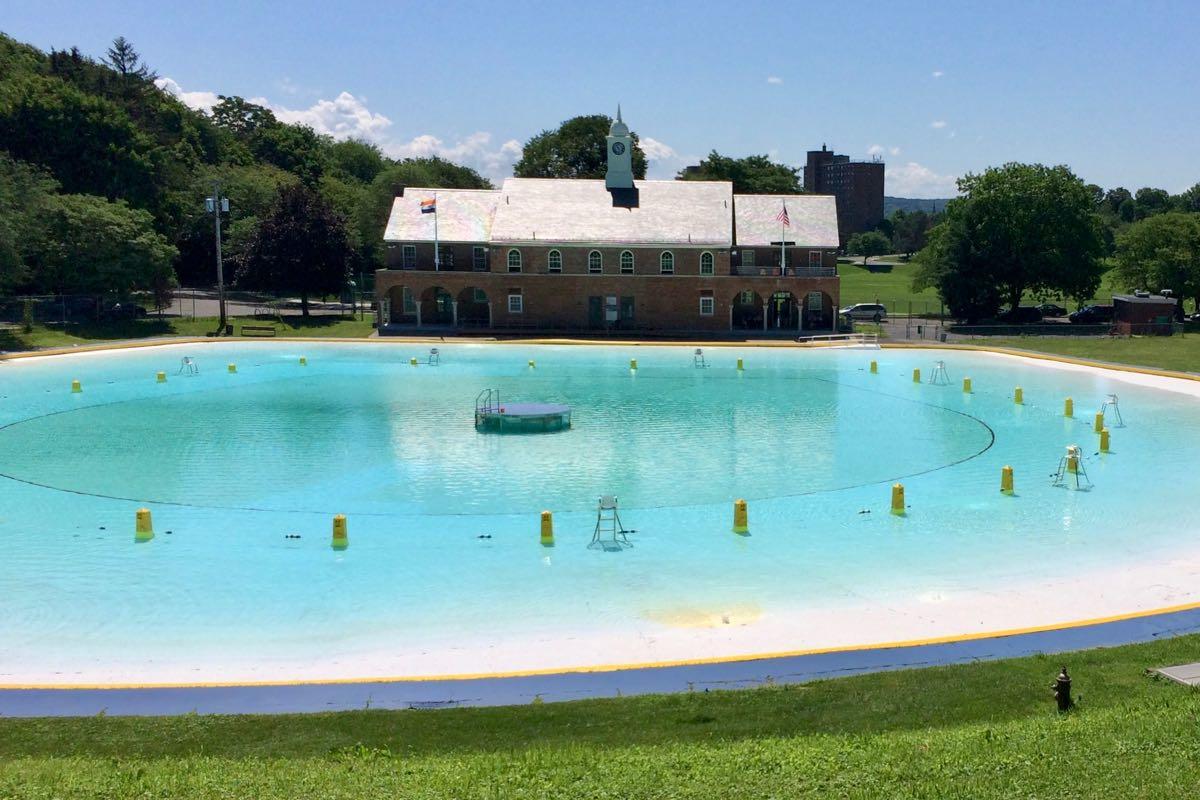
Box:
xmin=475 ymin=388 xmax=500 ymax=428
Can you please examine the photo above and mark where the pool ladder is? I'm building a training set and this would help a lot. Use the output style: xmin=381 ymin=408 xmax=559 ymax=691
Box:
xmin=475 ymin=388 xmax=500 ymax=427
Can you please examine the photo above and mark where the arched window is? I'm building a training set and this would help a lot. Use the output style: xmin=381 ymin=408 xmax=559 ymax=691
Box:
xmin=620 ymin=250 xmax=634 ymax=274
xmin=588 ymin=250 xmax=603 ymax=274
xmin=547 ymin=249 xmax=562 ymax=273
xmin=507 ymin=249 xmax=522 ymax=273
xmin=660 ymin=251 xmax=675 ymax=274
xmin=700 ymin=251 xmax=714 ymax=275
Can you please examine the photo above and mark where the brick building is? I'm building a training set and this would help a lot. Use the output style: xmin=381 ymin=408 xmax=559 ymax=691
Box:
xmin=804 ymin=145 xmax=884 ymax=243
xmin=375 ymin=114 xmax=840 ymax=335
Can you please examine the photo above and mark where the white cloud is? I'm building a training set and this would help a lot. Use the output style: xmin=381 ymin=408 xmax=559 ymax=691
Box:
xmin=867 ymin=144 xmax=885 ymax=156
xmin=932 ymin=70 xmax=944 ymax=78
xmin=639 ymin=136 xmax=677 ymax=161
xmin=890 ymin=146 xmax=901 ymax=156
xmin=271 ymin=92 xmax=393 ymax=141
xmin=387 ymin=132 xmax=522 ymax=182
xmin=766 ymin=76 xmax=783 ymax=85
xmin=887 ymin=161 xmax=959 ymax=198
xmin=155 ymin=76 xmax=220 ymax=113
xmin=930 ymin=120 xmax=947 ymax=129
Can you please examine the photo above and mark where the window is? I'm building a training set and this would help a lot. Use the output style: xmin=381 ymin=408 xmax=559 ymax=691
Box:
xmin=508 ymin=293 xmax=524 ymax=313
xmin=588 ymin=250 xmax=603 ymax=274
xmin=402 ymin=287 xmax=417 ymax=314
xmin=620 ymin=250 xmax=634 ymax=274
xmin=507 ymin=249 xmax=522 ymax=273
xmin=699 ymin=296 xmax=715 ymax=316
xmin=620 ymin=296 xmax=635 ymax=321
xmin=700 ymin=251 xmax=714 ymax=275
xmin=808 ymin=250 xmax=822 ymax=267
xmin=473 ymin=246 xmax=488 ymax=271
xmin=402 ymin=245 xmax=416 ymax=269
xmin=742 ymin=249 xmax=756 ymax=268
xmin=472 ymin=288 xmax=487 ymax=303
xmin=438 ymin=245 xmax=454 ymax=268
xmin=548 ymin=249 xmax=562 ymax=273
xmin=660 ymin=251 xmax=674 ymax=274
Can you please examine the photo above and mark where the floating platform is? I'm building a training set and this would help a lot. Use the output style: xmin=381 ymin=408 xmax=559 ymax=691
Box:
xmin=475 ymin=401 xmax=572 ymax=433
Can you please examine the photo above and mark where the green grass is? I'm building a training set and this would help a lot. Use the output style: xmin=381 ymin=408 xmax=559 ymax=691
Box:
xmin=3 ymin=635 xmax=1200 ymax=798
xmin=0 ymin=315 xmax=377 ymax=352
xmin=984 ymin=333 xmax=1200 ymax=374
xmin=837 ymin=259 xmax=942 ymax=312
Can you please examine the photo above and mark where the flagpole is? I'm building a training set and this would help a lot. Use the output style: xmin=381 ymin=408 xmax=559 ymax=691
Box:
xmin=433 ymin=192 xmax=439 ymax=272
xmin=780 ymin=203 xmax=786 ymax=276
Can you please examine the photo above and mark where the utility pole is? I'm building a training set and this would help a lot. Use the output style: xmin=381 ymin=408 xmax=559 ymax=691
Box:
xmin=207 ymin=182 xmax=230 ymax=333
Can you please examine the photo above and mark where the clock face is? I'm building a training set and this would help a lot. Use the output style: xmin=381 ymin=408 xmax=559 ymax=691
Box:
xmin=612 ymin=142 xmax=626 ymax=155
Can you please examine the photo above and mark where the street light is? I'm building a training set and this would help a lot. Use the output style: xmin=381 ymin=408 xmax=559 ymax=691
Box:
xmin=205 ymin=184 xmax=230 ymax=333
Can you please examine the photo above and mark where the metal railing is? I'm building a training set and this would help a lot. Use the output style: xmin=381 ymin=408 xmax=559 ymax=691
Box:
xmin=730 ymin=266 xmax=837 ymax=278
xmin=797 ymin=332 xmax=880 ymax=347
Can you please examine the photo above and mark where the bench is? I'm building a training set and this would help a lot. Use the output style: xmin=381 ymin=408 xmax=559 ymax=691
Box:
xmin=240 ymin=325 xmax=277 ymax=337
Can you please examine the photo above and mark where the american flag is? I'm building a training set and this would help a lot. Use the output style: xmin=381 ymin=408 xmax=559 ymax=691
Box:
xmin=776 ymin=202 xmax=790 ymax=227
xmin=420 ymin=198 xmax=437 ymax=214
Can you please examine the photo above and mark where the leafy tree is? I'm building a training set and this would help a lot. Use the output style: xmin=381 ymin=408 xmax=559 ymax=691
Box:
xmin=1118 ymin=197 xmax=1137 ymax=223
xmin=1112 ymin=213 xmax=1200 ymax=316
xmin=211 ymin=96 xmax=278 ymax=137
xmin=27 ymin=193 xmax=177 ymax=296
xmin=889 ymin=209 xmax=934 ymax=255
xmin=1175 ymin=183 xmax=1200 ymax=213
xmin=236 ymin=183 xmax=351 ymax=315
xmin=514 ymin=114 xmax=647 ymax=179
xmin=846 ymin=231 xmax=891 ymax=265
xmin=1134 ymin=187 xmax=1171 ymax=219
xmin=677 ymin=151 xmax=802 ymax=194
xmin=329 ymin=139 xmax=387 ymax=184
xmin=0 ymin=153 xmax=58 ymax=290
xmin=1103 ymin=187 xmax=1132 ymax=216
xmin=252 ymin=123 xmax=329 ymax=184
xmin=105 ymin=36 xmax=155 ymax=81
xmin=913 ymin=163 xmax=1106 ymax=321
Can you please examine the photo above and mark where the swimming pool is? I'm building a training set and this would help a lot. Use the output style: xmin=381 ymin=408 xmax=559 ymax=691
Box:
xmin=2 ymin=341 xmax=1200 ymax=689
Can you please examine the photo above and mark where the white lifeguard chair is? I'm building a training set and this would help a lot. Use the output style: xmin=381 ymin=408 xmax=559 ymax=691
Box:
xmin=178 ymin=356 xmax=198 ymax=376
xmin=1052 ymin=444 xmax=1093 ymax=490
xmin=590 ymin=495 xmax=632 ymax=551
xmin=693 ymin=348 xmax=709 ymax=368
xmin=1099 ymin=394 xmax=1124 ymax=427
xmin=928 ymin=360 xmax=951 ymax=385
xmin=427 ymin=348 xmax=441 ymax=366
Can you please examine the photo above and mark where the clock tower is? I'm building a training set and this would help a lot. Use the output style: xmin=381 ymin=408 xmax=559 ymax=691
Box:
xmin=605 ymin=105 xmax=635 ymax=190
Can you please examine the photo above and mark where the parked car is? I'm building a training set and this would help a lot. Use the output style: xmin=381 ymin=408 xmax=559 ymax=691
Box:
xmin=102 ymin=302 xmax=148 ymax=320
xmin=839 ymin=303 xmax=887 ymax=323
xmin=997 ymin=306 xmax=1044 ymax=324
xmin=1068 ymin=305 xmax=1114 ymax=324
xmin=1035 ymin=303 xmax=1068 ymax=317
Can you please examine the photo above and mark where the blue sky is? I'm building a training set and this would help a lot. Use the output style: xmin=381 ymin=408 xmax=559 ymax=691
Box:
xmin=5 ymin=0 xmax=1198 ymax=197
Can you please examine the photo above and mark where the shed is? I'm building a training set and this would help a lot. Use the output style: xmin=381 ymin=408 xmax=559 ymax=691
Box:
xmin=1112 ymin=294 xmax=1177 ymax=335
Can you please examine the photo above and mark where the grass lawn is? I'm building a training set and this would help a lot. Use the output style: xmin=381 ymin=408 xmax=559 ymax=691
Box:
xmin=2 ymin=635 xmax=1199 ymax=797
xmin=984 ymin=333 xmax=1200 ymax=374
xmin=837 ymin=258 xmax=942 ymax=312
xmin=0 ymin=315 xmax=377 ymax=352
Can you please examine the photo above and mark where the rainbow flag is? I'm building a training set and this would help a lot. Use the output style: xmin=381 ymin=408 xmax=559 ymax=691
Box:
xmin=420 ymin=198 xmax=437 ymax=214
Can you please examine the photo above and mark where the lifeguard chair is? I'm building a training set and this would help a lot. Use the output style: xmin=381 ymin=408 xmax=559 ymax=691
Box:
xmin=1099 ymin=394 xmax=1124 ymax=427
xmin=693 ymin=348 xmax=709 ymax=368
xmin=427 ymin=348 xmax=441 ymax=366
xmin=590 ymin=495 xmax=632 ymax=551
xmin=178 ymin=356 xmax=199 ymax=376
xmin=1052 ymin=444 xmax=1093 ymax=490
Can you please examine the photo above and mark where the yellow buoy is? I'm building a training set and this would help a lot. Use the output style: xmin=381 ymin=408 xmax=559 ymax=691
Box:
xmin=963 ymin=377 xmax=972 ymax=393
xmin=912 ymin=368 xmax=921 ymax=383
xmin=299 ymin=356 xmax=307 ymax=366
xmin=227 ymin=363 xmax=237 ymax=374
xmin=540 ymin=510 xmax=554 ymax=547
xmin=331 ymin=514 xmax=348 ymax=550
xmin=71 ymin=379 xmax=82 ymax=394
xmin=630 ymin=358 xmax=638 ymax=370
xmin=891 ymin=483 xmax=906 ymax=515
xmin=1100 ymin=428 xmax=1110 ymax=453
xmin=737 ymin=358 xmax=744 ymax=371
xmin=1000 ymin=465 xmax=1014 ymax=495
xmin=1014 ymin=386 xmax=1024 ymax=404
xmin=156 ymin=371 xmax=167 ymax=384
xmin=732 ymin=499 xmax=749 ymax=534
xmin=1094 ymin=411 xmax=1104 ymax=433
xmin=528 ymin=359 xmax=536 ymax=368
xmin=410 ymin=357 xmax=418 ymax=366
xmin=869 ymin=360 xmax=878 ymax=374
xmin=1064 ymin=397 xmax=1074 ymax=417
xmin=135 ymin=508 xmax=154 ymax=542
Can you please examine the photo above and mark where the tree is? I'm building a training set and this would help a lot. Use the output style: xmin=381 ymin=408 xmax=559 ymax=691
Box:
xmin=890 ymin=209 xmax=934 ymax=256
xmin=677 ymin=151 xmax=802 ymax=194
xmin=105 ymin=36 xmax=154 ymax=81
xmin=846 ymin=231 xmax=891 ymax=265
xmin=1112 ymin=213 xmax=1200 ymax=316
xmin=1175 ymin=183 xmax=1200 ymax=213
xmin=913 ymin=163 xmax=1106 ymax=322
xmin=210 ymin=96 xmax=278 ymax=137
xmin=1134 ymin=187 xmax=1171 ymax=219
xmin=328 ymin=139 xmax=387 ymax=184
xmin=236 ymin=183 xmax=351 ymax=315
xmin=514 ymin=114 xmax=647 ymax=179
xmin=0 ymin=153 xmax=58 ymax=290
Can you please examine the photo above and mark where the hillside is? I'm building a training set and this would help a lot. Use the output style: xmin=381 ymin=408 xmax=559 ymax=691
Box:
xmin=884 ymin=195 xmax=952 ymax=216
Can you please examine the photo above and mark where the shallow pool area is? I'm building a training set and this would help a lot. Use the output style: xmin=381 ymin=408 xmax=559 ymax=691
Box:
xmin=3 ymin=341 xmax=1200 ymax=689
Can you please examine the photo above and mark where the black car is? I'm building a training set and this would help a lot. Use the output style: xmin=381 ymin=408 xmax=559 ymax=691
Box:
xmin=102 ymin=302 xmax=148 ymax=320
xmin=997 ymin=306 xmax=1044 ymax=324
xmin=1035 ymin=303 xmax=1068 ymax=317
xmin=1068 ymin=305 xmax=1114 ymax=324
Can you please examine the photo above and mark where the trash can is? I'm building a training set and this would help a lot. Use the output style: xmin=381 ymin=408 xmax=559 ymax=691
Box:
xmin=224 ymin=323 xmax=234 ymax=336
xmin=939 ymin=332 xmax=948 ymax=342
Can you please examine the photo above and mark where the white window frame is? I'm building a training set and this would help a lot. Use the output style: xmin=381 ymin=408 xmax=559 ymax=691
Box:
xmin=548 ymin=249 xmax=562 ymax=273
xmin=742 ymin=249 xmax=756 ymax=268
xmin=507 ymin=249 xmax=522 ymax=273
xmin=660 ymin=251 xmax=675 ymax=275
xmin=401 ymin=245 xmax=416 ymax=269
xmin=588 ymin=250 xmax=603 ymax=274
xmin=508 ymin=293 xmax=524 ymax=314
xmin=700 ymin=251 xmax=714 ymax=276
xmin=808 ymin=250 xmax=822 ymax=267
xmin=699 ymin=296 xmax=715 ymax=316
xmin=620 ymin=250 xmax=635 ymax=274
xmin=473 ymin=246 xmax=487 ymax=270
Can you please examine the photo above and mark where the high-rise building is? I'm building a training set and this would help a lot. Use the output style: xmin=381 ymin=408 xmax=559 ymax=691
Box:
xmin=804 ymin=145 xmax=884 ymax=244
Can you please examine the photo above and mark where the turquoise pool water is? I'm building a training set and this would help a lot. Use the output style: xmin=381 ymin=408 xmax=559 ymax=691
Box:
xmin=1 ymin=342 xmax=1198 ymax=684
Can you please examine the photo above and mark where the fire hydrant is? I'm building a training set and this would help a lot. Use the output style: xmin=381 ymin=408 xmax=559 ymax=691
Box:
xmin=1052 ymin=666 xmax=1073 ymax=712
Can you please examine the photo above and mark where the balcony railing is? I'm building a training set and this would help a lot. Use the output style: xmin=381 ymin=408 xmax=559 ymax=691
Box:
xmin=730 ymin=266 xmax=837 ymax=278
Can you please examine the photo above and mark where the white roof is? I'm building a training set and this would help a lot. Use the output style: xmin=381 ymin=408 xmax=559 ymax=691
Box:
xmin=489 ymin=178 xmax=733 ymax=246
xmin=383 ymin=188 xmax=500 ymax=243
xmin=734 ymin=194 xmax=839 ymax=248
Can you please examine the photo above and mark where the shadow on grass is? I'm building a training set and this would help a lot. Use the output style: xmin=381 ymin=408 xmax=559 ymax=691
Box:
xmin=0 ymin=634 xmax=1195 ymax=761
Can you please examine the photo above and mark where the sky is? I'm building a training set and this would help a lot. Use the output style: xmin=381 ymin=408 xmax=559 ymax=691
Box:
xmin=5 ymin=0 xmax=1199 ymax=198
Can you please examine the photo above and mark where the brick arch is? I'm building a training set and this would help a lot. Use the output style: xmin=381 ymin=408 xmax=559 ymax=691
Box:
xmin=730 ymin=289 xmax=765 ymax=330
